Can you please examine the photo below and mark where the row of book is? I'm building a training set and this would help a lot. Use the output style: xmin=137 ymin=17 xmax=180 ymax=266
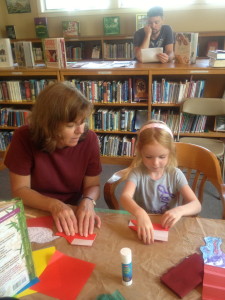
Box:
xmin=0 ymin=131 xmax=13 ymax=151
xmin=0 ymin=38 xmax=67 ymax=68
xmin=90 ymin=109 xmax=148 ymax=132
xmin=66 ymin=46 xmax=82 ymax=61
xmin=0 ymin=79 xmax=56 ymax=101
xmin=103 ymin=42 xmax=134 ymax=59
xmin=67 ymin=77 xmax=148 ymax=103
xmin=152 ymin=79 xmax=205 ymax=104
xmin=208 ymin=49 xmax=225 ymax=68
xmin=151 ymin=109 xmax=180 ymax=134
xmin=179 ymin=113 xmax=207 ymax=133
xmin=0 ymin=108 xmax=30 ymax=127
xmin=98 ymin=134 xmax=136 ymax=157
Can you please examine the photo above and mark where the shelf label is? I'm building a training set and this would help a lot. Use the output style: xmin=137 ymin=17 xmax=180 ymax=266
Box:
xmin=11 ymin=72 xmax=23 ymax=75
xmin=97 ymin=71 xmax=112 ymax=75
xmin=190 ymin=70 xmax=209 ymax=73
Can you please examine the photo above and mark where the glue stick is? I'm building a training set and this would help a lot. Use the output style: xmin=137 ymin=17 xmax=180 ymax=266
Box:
xmin=120 ymin=247 xmax=132 ymax=286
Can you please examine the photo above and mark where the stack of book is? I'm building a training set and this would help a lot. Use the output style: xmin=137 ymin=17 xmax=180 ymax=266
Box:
xmin=208 ymin=50 xmax=225 ymax=67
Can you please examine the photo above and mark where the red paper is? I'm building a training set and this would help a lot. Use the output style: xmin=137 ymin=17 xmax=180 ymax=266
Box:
xmin=31 ymin=250 xmax=95 ymax=300
xmin=129 ymin=219 xmax=169 ymax=241
xmin=55 ymin=232 xmax=97 ymax=246
xmin=26 ymin=215 xmax=54 ymax=229
xmin=161 ymin=253 xmax=204 ymax=298
xmin=202 ymin=264 xmax=225 ymax=300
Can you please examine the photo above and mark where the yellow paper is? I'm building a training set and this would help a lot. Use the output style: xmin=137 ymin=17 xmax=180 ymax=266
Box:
xmin=17 ymin=246 xmax=56 ymax=297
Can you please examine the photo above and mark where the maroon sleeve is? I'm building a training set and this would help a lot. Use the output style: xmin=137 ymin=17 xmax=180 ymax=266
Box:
xmin=84 ymin=130 xmax=102 ymax=176
xmin=4 ymin=126 xmax=34 ymax=175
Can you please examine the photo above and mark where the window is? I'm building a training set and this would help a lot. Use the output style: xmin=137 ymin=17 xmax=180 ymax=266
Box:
xmin=41 ymin=0 xmax=110 ymax=11
xmin=119 ymin=0 xmax=195 ymax=9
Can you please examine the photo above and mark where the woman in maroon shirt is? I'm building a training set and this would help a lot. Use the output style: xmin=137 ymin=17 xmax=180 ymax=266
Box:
xmin=5 ymin=82 xmax=102 ymax=237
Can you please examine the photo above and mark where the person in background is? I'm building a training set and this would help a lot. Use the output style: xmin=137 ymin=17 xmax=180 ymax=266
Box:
xmin=120 ymin=120 xmax=201 ymax=245
xmin=4 ymin=82 xmax=102 ymax=237
xmin=134 ymin=6 xmax=174 ymax=63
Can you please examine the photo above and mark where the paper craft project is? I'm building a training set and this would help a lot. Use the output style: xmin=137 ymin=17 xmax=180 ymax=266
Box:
xmin=160 ymin=253 xmax=204 ymax=298
xmin=16 ymin=246 xmax=56 ymax=297
xmin=141 ymin=47 xmax=163 ymax=63
xmin=31 ymin=250 xmax=95 ymax=300
xmin=27 ymin=216 xmax=59 ymax=243
xmin=55 ymin=231 xmax=97 ymax=246
xmin=129 ymin=219 xmax=169 ymax=241
xmin=200 ymin=237 xmax=225 ymax=300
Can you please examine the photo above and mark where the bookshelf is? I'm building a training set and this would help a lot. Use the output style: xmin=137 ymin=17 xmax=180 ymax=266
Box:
xmin=0 ymin=67 xmax=60 ymax=154
xmin=1 ymin=59 xmax=225 ymax=164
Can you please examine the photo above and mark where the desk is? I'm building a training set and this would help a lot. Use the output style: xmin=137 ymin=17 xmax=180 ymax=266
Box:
xmin=23 ymin=209 xmax=225 ymax=300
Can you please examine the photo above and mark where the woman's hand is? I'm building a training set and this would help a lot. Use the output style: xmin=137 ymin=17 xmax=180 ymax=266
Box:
xmin=136 ymin=210 xmax=154 ymax=245
xmin=50 ymin=200 xmax=78 ymax=236
xmin=161 ymin=207 xmax=183 ymax=229
xmin=76 ymin=199 xmax=101 ymax=237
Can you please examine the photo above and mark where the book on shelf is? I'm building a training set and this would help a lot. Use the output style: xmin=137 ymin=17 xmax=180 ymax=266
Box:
xmin=103 ymin=16 xmax=120 ymax=35
xmin=14 ymin=41 xmax=35 ymax=68
xmin=136 ymin=14 xmax=147 ymax=31
xmin=34 ymin=17 xmax=49 ymax=38
xmin=206 ymin=40 xmax=218 ymax=57
xmin=5 ymin=25 xmax=16 ymax=39
xmin=0 ymin=198 xmax=36 ymax=297
xmin=209 ymin=57 xmax=225 ymax=68
xmin=174 ymin=32 xmax=198 ymax=64
xmin=62 ymin=20 xmax=80 ymax=38
xmin=0 ymin=38 xmax=14 ymax=68
xmin=133 ymin=76 xmax=148 ymax=102
xmin=208 ymin=50 xmax=225 ymax=60
xmin=134 ymin=110 xmax=148 ymax=131
xmin=43 ymin=38 xmax=67 ymax=68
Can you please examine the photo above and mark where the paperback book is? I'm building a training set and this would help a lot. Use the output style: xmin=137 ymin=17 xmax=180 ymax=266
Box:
xmin=0 ymin=38 xmax=14 ymax=68
xmin=34 ymin=17 xmax=49 ymax=39
xmin=62 ymin=21 xmax=80 ymax=38
xmin=208 ymin=50 xmax=225 ymax=60
xmin=5 ymin=25 xmax=16 ymax=39
xmin=14 ymin=41 xmax=35 ymax=68
xmin=209 ymin=57 xmax=225 ymax=68
xmin=43 ymin=38 xmax=67 ymax=68
xmin=174 ymin=32 xmax=198 ymax=64
xmin=103 ymin=16 xmax=120 ymax=35
xmin=0 ymin=198 xmax=36 ymax=297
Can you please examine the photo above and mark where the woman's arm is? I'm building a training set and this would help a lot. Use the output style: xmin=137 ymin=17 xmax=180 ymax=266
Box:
xmin=9 ymin=171 xmax=78 ymax=236
xmin=161 ymin=184 xmax=201 ymax=228
xmin=120 ymin=180 xmax=154 ymax=244
xmin=75 ymin=175 xmax=101 ymax=237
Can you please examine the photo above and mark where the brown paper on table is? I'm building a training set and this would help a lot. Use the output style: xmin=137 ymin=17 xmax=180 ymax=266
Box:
xmin=23 ymin=210 xmax=225 ymax=300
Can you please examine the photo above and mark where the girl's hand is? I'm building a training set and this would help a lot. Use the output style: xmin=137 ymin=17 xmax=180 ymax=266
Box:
xmin=76 ymin=199 xmax=101 ymax=237
xmin=136 ymin=210 xmax=154 ymax=245
xmin=161 ymin=207 xmax=183 ymax=229
xmin=50 ymin=200 xmax=78 ymax=236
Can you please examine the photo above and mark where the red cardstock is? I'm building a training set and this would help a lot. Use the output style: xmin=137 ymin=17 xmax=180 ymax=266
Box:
xmin=31 ymin=250 xmax=95 ymax=300
xmin=26 ymin=215 xmax=54 ymax=229
xmin=202 ymin=264 xmax=225 ymax=300
xmin=55 ymin=231 xmax=97 ymax=246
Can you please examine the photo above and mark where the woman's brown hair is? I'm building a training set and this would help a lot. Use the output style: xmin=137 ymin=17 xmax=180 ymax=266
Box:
xmin=29 ymin=81 xmax=92 ymax=152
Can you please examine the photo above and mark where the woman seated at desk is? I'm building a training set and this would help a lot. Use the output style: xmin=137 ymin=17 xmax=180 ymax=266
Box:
xmin=4 ymin=82 xmax=102 ymax=237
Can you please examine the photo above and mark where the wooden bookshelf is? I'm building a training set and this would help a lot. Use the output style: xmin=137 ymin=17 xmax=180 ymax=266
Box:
xmin=1 ymin=59 xmax=225 ymax=164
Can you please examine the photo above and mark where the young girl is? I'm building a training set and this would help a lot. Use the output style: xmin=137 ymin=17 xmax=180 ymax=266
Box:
xmin=120 ymin=120 xmax=201 ymax=245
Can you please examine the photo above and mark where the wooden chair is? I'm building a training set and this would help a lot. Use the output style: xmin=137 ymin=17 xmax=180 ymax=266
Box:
xmin=104 ymin=142 xmax=225 ymax=219
xmin=177 ymin=98 xmax=225 ymax=180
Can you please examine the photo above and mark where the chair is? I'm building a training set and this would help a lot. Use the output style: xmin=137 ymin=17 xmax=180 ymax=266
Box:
xmin=104 ymin=142 xmax=225 ymax=219
xmin=177 ymin=97 xmax=225 ymax=180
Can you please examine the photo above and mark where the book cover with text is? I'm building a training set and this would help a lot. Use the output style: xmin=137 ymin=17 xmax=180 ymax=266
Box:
xmin=43 ymin=38 xmax=67 ymax=68
xmin=0 ymin=38 xmax=14 ymax=68
xmin=34 ymin=17 xmax=49 ymax=38
xmin=5 ymin=25 xmax=16 ymax=39
xmin=103 ymin=16 xmax=120 ymax=35
xmin=62 ymin=21 xmax=80 ymax=38
xmin=174 ymin=32 xmax=198 ymax=64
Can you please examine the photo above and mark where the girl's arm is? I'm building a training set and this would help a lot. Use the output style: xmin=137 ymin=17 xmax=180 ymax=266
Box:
xmin=9 ymin=171 xmax=78 ymax=236
xmin=76 ymin=175 xmax=101 ymax=237
xmin=161 ymin=184 xmax=201 ymax=228
xmin=120 ymin=180 xmax=154 ymax=244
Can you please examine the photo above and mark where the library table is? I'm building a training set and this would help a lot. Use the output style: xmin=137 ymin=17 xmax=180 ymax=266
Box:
xmin=23 ymin=208 xmax=225 ymax=300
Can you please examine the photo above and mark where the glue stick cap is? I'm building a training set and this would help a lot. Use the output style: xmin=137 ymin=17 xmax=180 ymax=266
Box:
xmin=120 ymin=247 xmax=132 ymax=264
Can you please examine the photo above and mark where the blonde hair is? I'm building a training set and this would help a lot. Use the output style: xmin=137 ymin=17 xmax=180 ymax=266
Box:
xmin=29 ymin=82 xmax=92 ymax=153
xmin=123 ymin=120 xmax=177 ymax=179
